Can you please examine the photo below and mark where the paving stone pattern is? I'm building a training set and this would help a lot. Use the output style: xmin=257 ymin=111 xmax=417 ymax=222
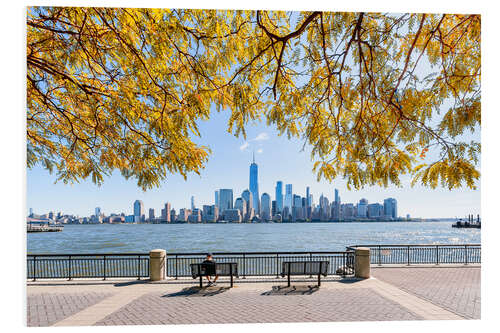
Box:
xmin=27 ymin=292 xmax=113 ymax=327
xmin=94 ymin=288 xmax=422 ymax=325
xmin=372 ymin=267 xmax=480 ymax=319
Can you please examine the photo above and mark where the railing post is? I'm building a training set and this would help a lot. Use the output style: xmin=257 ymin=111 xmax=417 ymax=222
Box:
xmin=464 ymin=245 xmax=468 ymax=265
xmin=103 ymin=255 xmax=106 ymax=280
xmin=436 ymin=246 xmax=439 ymax=265
xmin=242 ymin=254 xmax=246 ymax=279
xmin=68 ymin=255 xmax=72 ymax=281
xmin=407 ymin=246 xmax=410 ymax=266
xmin=309 ymin=253 xmax=313 ymax=277
xmin=276 ymin=254 xmax=280 ymax=278
xmin=378 ymin=246 xmax=382 ymax=266
xmin=287 ymin=262 xmax=291 ymax=287
xmin=149 ymin=249 xmax=166 ymax=281
xmin=137 ymin=255 xmax=141 ymax=280
xmin=33 ymin=256 xmax=37 ymax=282
xmin=175 ymin=255 xmax=178 ymax=280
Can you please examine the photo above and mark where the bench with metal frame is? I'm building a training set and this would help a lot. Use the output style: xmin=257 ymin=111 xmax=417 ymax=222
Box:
xmin=281 ymin=261 xmax=329 ymax=287
xmin=190 ymin=262 xmax=238 ymax=288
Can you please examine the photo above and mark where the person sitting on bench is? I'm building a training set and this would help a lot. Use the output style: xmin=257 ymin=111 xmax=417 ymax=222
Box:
xmin=202 ymin=253 xmax=218 ymax=286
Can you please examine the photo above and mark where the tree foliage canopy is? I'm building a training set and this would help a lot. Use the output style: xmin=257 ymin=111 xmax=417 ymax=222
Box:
xmin=27 ymin=7 xmax=481 ymax=190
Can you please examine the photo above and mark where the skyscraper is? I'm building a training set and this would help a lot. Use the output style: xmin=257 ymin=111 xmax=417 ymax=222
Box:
xmin=261 ymin=193 xmax=271 ymax=220
xmin=191 ymin=196 xmax=195 ymax=210
xmin=249 ymin=152 xmax=260 ymax=215
xmin=384 ymin=198 xmax=398 ymax=219
xmin=358 ymin=198 xmax=368 ymax=218
xmin=133 ymin=200 xmax=144 ymax=219
xmin=215 ymin=190 xmax=219 ymax=209
xmin=164 ymin=202 xmax=171 ymax=222
xmin=306 ymin=187 xmax=310 ymax=207
xmin=234 ymin=197 xmax=247 ymax=217
xmin=284 ymin=184 xmax=293 ymax=210
xmin=275 ymin=181 xmax=283 ymax=213
xmin=95 ymin=207 xmax=101 ymax=216
xmin=148 ymin=208 xmax=155 ymax=221
xmin=219 ymin=189 xmax=234 ymax=212
xmin=241 ymin=189 xmax=253 ymax=220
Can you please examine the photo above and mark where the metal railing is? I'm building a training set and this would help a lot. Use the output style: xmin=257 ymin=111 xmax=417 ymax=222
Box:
xmin=346 ymin=244 xmax=481 ymax=265
xmin=166 ymin=251 xmax=355 ymax=279
xmin=27 ymin=253 xmax=149 ymax=281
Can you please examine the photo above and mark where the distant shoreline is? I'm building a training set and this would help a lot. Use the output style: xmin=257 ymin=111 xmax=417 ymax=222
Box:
xmin=53 ymin=219 xmax=456 ymax=226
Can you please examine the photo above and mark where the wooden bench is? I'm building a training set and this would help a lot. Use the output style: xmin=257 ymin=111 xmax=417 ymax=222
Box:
xmin=281 ymin=261 xmax=329 ymax=287
xmin=190 ymin=262 xmax=238 ymax=288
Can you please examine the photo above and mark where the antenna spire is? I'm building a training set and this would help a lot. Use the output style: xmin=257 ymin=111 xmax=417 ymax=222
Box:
xmin=253 ymin=150 xmax=255 ymax=163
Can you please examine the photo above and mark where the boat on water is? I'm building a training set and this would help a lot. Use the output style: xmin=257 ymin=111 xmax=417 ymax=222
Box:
xmin=452 ymin=214 xmax=481 ymax=229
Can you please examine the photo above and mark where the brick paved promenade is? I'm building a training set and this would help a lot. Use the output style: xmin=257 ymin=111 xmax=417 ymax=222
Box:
xmin=26 ymin=266 xmax=479 ymax=326
xmin=371 ymin=266 xmax=480 ymax=319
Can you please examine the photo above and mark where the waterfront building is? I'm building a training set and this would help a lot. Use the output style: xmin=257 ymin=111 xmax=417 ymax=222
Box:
xmin=188 ymin=208 xmax=201 ymax=223
xmin=109 ymin=215 xmax=125 ymax=223
xmin=223 ymin=209 xmax=242 ymax=223
xmin=301 ymin=197 xmax=307 ymax=221
xmin=148 ymin=208 xmax=155 ymax=221
xmin=291 ymin=195 xmax=303 ymax=221
xmin=241 ymin=189 xmax=253 ymax=215
xmin=170 ymin=209 xmax=176 ymax=222
xmin=90 ymin=214 xmax=102 ymax=223
xmin=358 ymin=198 xmax=368 ymax=218
xmin=306 ymin=187 xmax=310 ymax=206
xmin=284 ymin=184 xmax=293 ymax=211
xmin=234 ymin=197 xmax=247 ymax=218
xmin=163 ymin=203 xmax=171 ymax=222
xmin=215 ymin=190 xmax=219 ymax=209
xmin=219 ymin=189 xmax=234 ymax=212
xmin=367 ymin=203 xmax=383 ymax=218
xmin=331 ymin=189 xmax=341 ymax=221
xmin=319 ymin=194 xmax=330 ymax=220
xmin=341 ymin=203 xmax=355 ymax=219
xmin=202 ymin=205 xmax=219 ymax=222
xmin=95 ymin=207 xmax=101 ymax=217
xmin=261 ymin=193 xmax=271 ymax=220
xmin=384 ymin=198 xmax=398 ymax=219
xmin=178 ymin=208 xmax=191 ymax=222
xmin=249 ymin=152 xmax=260 ymax=214
xmin=125 ymin=215 xmax=135 ymax=223
xmin=133 ymin=200 xmax=144 ymax=220
xmin=282 ymin=206 xmax=291 ymax=222
xmin=275 ymin=181 xmax=283 ymax=213
xmin=272 ymin=200 xmax=276 ymax=217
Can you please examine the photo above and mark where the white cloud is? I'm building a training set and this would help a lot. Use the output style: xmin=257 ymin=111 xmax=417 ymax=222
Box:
xmin=257 ymin=149 xmax=263 ymax=154
xmin=239 ymin=142 xmax=249 ymax=151
xmin=253 ymin=132 xmax=269 ymax=141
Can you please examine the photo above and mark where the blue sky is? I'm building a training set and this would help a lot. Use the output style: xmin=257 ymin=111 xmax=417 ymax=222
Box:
xmin=27 ymin=105 xmax=480 ymax=219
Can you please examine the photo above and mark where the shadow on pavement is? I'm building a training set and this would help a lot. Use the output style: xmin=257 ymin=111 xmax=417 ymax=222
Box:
xmin=261 ymin=285 xmax=320 ymax=296
xmin=162 ymin=286 xmax=231 ymax=297
xmin=114 ymin=280 xmax=150 ymax=287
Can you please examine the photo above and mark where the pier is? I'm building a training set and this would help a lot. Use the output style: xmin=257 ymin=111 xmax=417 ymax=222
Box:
xmin=27 ymin=222 xmax=64 ymax=233
xmin=452 ymin=214 xmax=481 ymax=229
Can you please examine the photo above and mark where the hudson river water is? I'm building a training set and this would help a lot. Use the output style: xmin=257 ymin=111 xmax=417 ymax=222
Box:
xmin=27 ymin=222 xmax=481 ymax=254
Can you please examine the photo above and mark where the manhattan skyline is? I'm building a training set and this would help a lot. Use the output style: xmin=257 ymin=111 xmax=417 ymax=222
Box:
xmin=27 ymin=108 xmax=480 ymax=219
